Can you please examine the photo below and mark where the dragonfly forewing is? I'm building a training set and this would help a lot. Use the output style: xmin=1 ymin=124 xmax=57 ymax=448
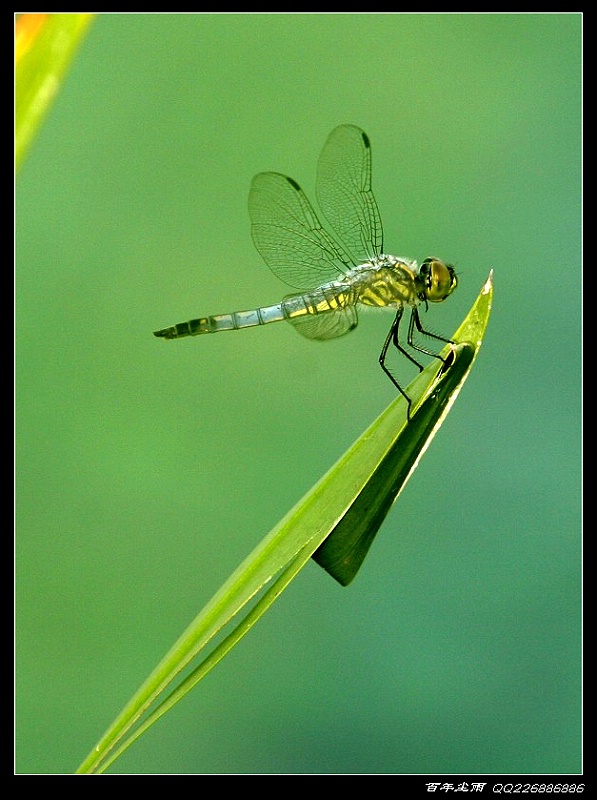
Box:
xmin=249 ymin=172 xmax=354 ymax=290
xmin=317 ymin=124 xmax=383 ymax=263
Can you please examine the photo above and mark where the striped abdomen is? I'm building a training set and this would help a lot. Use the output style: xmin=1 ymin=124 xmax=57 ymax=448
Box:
xmin=153 ymin=283 xmax=356 ymax=340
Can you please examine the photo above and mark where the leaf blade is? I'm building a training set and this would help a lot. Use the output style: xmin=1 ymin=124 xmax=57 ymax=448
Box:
xmin=313 ymin=269 xmax=493 ymax=583
xmin=76 ymin=271 xmax=493 ymax=773
xmin=16 ymin=13 xmax=94 ymax=170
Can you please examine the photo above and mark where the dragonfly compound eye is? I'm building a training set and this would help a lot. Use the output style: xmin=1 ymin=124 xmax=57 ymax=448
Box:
xmin=422 ymin=258 xmax=458 ymax=303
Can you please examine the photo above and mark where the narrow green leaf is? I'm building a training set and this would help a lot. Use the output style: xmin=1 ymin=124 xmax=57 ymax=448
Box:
xmin=76 ymin=271 xmax=492 ymax=774
xmin=16 ymin=13 xmax=94 ymax=170
xmin=314 ymin=269 xmax=493 ymax=584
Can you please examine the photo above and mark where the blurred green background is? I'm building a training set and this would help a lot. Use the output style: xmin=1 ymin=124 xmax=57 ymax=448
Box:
xmin=16 ymin=14 xmax=581 ymax=774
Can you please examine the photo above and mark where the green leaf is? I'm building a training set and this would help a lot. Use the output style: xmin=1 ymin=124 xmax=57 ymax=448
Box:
xmin=16 ymin=13 xmax=94 ymax=170
xmin=314 ymin=269 xmax=493 ymax=584
xmin=76 ymin=271 xmax=493 ymax=774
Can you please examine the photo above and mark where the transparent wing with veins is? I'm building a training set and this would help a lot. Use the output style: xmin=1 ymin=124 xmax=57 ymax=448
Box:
xmin=248 ymin=125 xmax=385 ymax=339
xmin=316 ymin=123 xmax=383 ymax=263
xmin=248 ymin=172 xmax=353 ymax=291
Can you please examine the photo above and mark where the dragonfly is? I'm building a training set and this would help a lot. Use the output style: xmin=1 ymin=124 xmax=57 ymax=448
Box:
xmin=154 ymin=124 xmax=458 ymax=414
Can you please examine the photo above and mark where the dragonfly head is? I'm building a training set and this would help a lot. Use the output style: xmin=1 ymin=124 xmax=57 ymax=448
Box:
xmin=418 ymin=257 xmax=458 ymax=303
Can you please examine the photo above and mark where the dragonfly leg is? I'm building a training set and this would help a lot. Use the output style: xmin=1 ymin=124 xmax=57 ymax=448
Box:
xmin=392 ymin=311 xmax=425 ymax=371
xmin=380 ymin=307 xmax=455 ymax=420
xmin=379 ymin=308 xmax=422 ymax=419
xmin=406 ymin=307 xmax=454 ymax=362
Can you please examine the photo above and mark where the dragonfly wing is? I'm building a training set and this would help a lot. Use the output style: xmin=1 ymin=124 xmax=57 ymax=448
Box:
xmin=249 ymin=172 xmax=355 ymax=290
xmin=288 ymin=305 xmax=359 ymax=340
xmin=316 ymin=124 xmax=383 ymax=262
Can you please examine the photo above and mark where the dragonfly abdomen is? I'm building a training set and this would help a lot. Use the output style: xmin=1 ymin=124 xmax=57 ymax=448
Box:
xmin=154 ymin=303 xmax=287 ymax=339
xmin=153 ymin=285 xmax=353 ymax=340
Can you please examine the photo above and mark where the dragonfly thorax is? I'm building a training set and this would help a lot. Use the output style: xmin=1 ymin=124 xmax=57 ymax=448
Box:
xmin=350 ymin=254 xmax=420 ymax=310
